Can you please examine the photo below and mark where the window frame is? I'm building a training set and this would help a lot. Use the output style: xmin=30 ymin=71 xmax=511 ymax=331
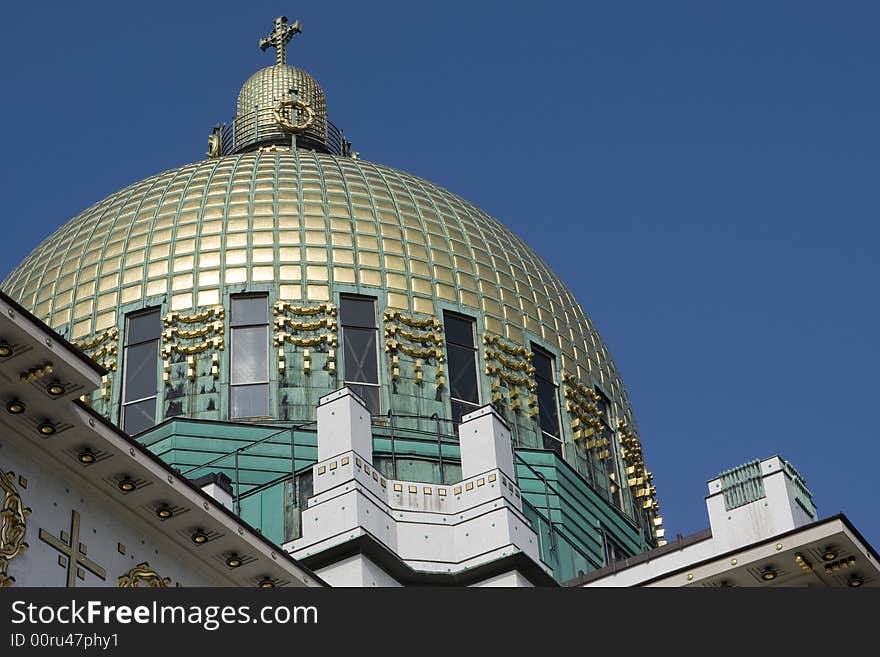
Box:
xmin=443 ymin=311 xmax=481 ymax=423
xmin=339 ymin=294 xmax=381 ymax=414
xmin=531 ymin=343 xmax=563 ymax=457
xmin=120 ymin=307 xmax=161 ymax=435
xmin=229 ymin=293 xmax=271 ymax=420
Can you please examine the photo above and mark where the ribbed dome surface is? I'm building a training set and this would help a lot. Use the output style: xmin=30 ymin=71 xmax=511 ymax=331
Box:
xmin=236 ymin=65 xmax=328 ymax=151
xmin=3 ymin=150 xmax=634 ymax=425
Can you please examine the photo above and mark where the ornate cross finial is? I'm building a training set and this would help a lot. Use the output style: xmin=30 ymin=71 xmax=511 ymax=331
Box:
xmin=259 ymin=16 xmax=302 ymax=66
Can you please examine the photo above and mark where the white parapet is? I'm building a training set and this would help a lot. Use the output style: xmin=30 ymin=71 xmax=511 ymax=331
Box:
xmin=316 ymin=387 xmax=373 ymax=462
xmin=459 ymin=404 xmax=516 ymax=483
xmin=706 ymin=456 xmax=816 ymax=552
xmin=289 ymin=401 xmax=550 ymax=585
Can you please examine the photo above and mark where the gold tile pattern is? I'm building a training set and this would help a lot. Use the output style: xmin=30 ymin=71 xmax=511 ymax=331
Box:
xmin=2 ymin=150 xmax=635 ymax=429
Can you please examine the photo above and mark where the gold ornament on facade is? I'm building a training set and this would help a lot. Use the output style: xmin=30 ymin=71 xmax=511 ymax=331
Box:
xmin=274 ymin=316 xmax=337 ymax=333
xmin=483 ymin=334 xmax=532 ymax=360
xmin=164 ymin=306 xmax=225 ymax=327
xmin=259 ymin=16 xmax=302 ymax=67
xmin=73 ymin=328 xmax=119 ymax=397
xmin=274 ymin=301 xmax=336 ymax=317
xmin=73 ymin=328 xmax=119 ymax=352
xmin=384 ymin=325 xmax=443 ymax=346
xmin=617 ymin=418 xmax=662 ymax=538
xmin=206 ymin=125 xmax=222 ymax=159
xmin=162 ymin=307 xmax=226 ymax=383
xmin=0 ymin=470 xmax=30 ymax=587
xmin=273 ymin=301 xmax=338 ymax=375
xmin=383 ymin=309 xmax=441 ymax=331
xmin=383 ymin=309 xmax=444 ymax=388
xmin=163 ymin=321 xmax=224 ymax=341
xmin=483 ymin=334 xmax=536 ymax=410
xmin=273 ymin=98 xmax=315 ymax=134
xmin=118 ymin=561 xmax=171 ymax=588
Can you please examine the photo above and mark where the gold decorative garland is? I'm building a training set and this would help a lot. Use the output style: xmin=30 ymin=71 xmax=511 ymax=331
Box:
xmin=383 ymin=309 xmax=445 ymax=388
xmin=162 ymin=336 xmax=225 ymax=357
xmin=273 ymin=98 xmax=315 ymax=133
xmin=482 ymin=334 xmax=536 ymax=412
xmin=0 ymin=470 xmax=30 ymax=587
xmin=273 ymin=302 xmax=338 ymax=375
xmin=483 ymin=334 xmax=531 ymax=359
xmin=274 ymin=316 xmax=337 ymax=332
xmin=618 ymin=419 xmax=661 ymax=532
xmin=274 ymin=332 xmax=338 ymax=348
xmin=274 ymin=301 xmax=336 ymax=317
xmin=73 ymin=328 xmax=118 ymax=352
xmin=485 ymin=349 xmax=535 ymax=373
xmin=163 ymin=321 xmax=224 ymax=341
xmin=383 ymin=309 xmax=441 ymax=331
xmin=73 ymin=327 xmax=119 ymax=399
xmin=162 ymin=307 xmax=225 ymax=383
xmin=384 ymin=325 xmax=443 ymax=345
xmin=163 ymin=306 xmax=225 ymax=327
xmin=118 ymin=562 xmax=171 ymax=588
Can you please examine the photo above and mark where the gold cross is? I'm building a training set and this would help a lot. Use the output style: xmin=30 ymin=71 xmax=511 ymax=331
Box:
xmin=259 ymin=16 xmax=302 ymax=66
xmin=39 ymin=510 xmax=106 ymax=587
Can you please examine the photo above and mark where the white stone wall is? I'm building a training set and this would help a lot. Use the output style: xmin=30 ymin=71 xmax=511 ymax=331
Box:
xmin=287 ymin=389 xmax=551 ymax=586
xmin=1 ymin=440 xmax=216 ymax=587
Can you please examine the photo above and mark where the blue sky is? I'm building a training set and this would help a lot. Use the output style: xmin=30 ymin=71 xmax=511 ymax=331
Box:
xmin=1 ymin=2 xmax=877 ymax=548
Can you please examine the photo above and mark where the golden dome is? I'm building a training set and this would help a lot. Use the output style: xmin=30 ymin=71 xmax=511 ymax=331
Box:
xmin=235 ymin=65 xmax=328 ymax=152
xmin=2 ymin=149 xmax=634 ymax=425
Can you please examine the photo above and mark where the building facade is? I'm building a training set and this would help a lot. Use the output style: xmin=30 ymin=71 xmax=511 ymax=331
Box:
xmin=0 ymin=16 xmax=667 ymax=586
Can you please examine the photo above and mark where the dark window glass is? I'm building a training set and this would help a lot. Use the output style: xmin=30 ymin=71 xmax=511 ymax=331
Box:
xmin=125 ymin=311 xmax=161 ymax=345
xmin=448 ymin=343 xmax=479 ymax=404
xmin=347 ymin=383 xmax=380 ymax=417
xmin=341 ymin=296 xmax=379 ymax=413
xmin=121 ymin=308 xmax=160 ymax=435
xmin=444 ymin=312 xmax=479 ymax=422
xmin=123 ymin=341 xmax=159 ymax=402
xmin=122 ymin=398 xmax=157 ymax=436
xmin=342 ymin=327 xmax=379 ymax=383
xmin=340 ymin=297 xmax=377 ymax=328
xmin=532 ymin=345 xmax=561 ymax=456
xmin=230 ymin=295 xmax=269 ymax=419
xmin=596 ymin=388 xmax=613 ymax=428
xmin=444 ymin=314 xmax=475 ymax=348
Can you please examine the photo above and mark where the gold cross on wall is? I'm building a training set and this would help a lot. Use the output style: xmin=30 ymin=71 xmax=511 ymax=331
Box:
xmin=259 ymin=16 xmax=302 ymax=66
xmin=39 ymin=510 xmax=106 ymax=587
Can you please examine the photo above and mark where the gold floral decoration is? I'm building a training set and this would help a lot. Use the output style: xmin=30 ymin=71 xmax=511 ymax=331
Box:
xmin=118 ymin=562 xmax=171 ymax=588
xmin=0 ymin=470 xmax=30 ymax=587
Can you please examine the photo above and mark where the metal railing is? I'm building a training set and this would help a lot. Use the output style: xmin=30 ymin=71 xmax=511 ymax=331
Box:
xmin=218 ymin=108 xmax=351 ymax=157
xmin=179 ymin=419 xmax=317 ymax=516
xmin=375 ymin=410 xmax=459 ymax=481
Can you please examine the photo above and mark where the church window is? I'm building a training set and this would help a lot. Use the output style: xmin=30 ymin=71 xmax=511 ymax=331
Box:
xmin=340 ymin=295 xmax=380 ymax=413
xmin=596 ymin=387 xmax=624 ymax=510
xmin=532 ymin=344 xmax=562 ymax=457
xmin=230 ymin=294 xmax=270 ymax=418
xmin=121 ymin=308 xmax=161 ymax=434
xmin=444 ymin=312 xmax=480 ymax=423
